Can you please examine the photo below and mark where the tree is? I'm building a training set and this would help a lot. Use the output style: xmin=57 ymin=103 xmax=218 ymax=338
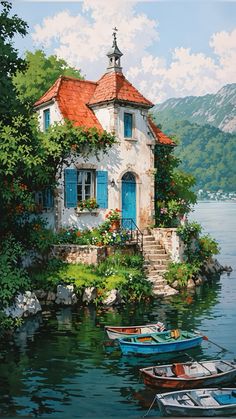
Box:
xmin=0 ymin=3 xmax=116 ymax=241
xmin=13 ymin=50 xmax=83 ymax=106
xmin=0 ymin=0 xmax=28 ymax=122
xmin=155 ymin=144 xmax=197 ymax=227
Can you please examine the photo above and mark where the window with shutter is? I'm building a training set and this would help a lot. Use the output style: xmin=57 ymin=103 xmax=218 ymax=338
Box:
xmin=96 ymin=171 xmax=108 ymax=209
xmin=34 ymin=188 xmax=54 ymax=211
xmin=43 ymin=109 xmax=50 ymax=131
xmin=64 ymin=169 xmax=99 ymax=208
xmin=124 ymin=112 xmax=133 ymax=138
xmin=65 ymin=169 xmax=77 ymax=208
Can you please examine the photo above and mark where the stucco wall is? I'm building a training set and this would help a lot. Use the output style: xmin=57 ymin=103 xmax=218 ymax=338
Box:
xmin=37 ymin=101 xmax=156 ymax=231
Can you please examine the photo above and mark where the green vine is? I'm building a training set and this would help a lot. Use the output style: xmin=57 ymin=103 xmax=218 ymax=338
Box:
xmin=154 ymin=144 xmax=196 ymax=227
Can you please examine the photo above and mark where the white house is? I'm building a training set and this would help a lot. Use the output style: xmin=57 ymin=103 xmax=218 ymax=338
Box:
xmin=34 ymin=32 xmax=174 ymax=231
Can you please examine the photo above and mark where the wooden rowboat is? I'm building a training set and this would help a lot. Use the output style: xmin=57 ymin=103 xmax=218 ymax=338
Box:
xmin=140 ymin=359 xmax=236 ymax=389
xmin=155 ymin=388 xmax=236 ymax=417
xmin=118 ymin=330 xmax=203 ymax=355
xmin=105 ymin=322 xmax=165 ymax=340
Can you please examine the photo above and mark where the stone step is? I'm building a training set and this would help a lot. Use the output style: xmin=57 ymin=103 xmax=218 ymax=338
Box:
xmin=149 ymin=280 xmax=167 ymax=286
xmin=143 ymin=236 xmax=156 ymax=242
xmin=144 ymin=253 xmax=168 ymax=259
xmin=144 ymin=249 xmax=169 ymax=259
xmin=145 ymin=258 xmax=170 ymax=265
xmin=143 ymin=245 xmax=163 ymax=251
xmin=145 ymin=262 xmax=168 ymax=268
xmin=147 ymin=265 xmax=167 ymax=276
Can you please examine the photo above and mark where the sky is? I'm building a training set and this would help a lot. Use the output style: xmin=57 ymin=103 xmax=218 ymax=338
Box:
xmin=13 ymin=0 xmax=236 ymax=103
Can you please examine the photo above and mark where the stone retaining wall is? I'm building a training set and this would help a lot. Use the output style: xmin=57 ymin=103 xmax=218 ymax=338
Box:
xmin=152 ymin=228 xmax=185 ymax=262
xmin=52 ymin=245 xmax=107 ymax=265
xmin=52 ymin=243 xmax=139 ymax=265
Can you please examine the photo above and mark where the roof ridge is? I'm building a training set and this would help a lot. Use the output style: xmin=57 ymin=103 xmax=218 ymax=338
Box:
xmin=60 ymin=75 xmax=97 ymax=85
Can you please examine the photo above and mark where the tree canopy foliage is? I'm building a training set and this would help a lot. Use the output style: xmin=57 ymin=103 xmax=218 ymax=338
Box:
xmin=155 ymin=144 xmax=197 ymax=227
xmin=13 ymin=49 xmax=83 ymax=106
xmin=0 ymin=0 xmax=28 ymax=122
xmin=0 ymin=1 xmax=116 ymax=240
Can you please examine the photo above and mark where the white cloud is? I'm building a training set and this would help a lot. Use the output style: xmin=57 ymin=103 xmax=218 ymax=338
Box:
xmin=32 ymin=0 xmax=158 ymax=78
xmin=32 ymin=2 xmax=236 ymax=103
xmin=126 ymin=29 xmax=236 ymax=103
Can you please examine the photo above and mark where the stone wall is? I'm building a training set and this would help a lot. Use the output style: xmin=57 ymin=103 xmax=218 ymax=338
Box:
xmin=52 ymin=243 xmax=139 ymax=265
xmin=152 ymin=228 xmax=185 ymax=262
xmin=52 ymin=245 xmax=107 ymax=265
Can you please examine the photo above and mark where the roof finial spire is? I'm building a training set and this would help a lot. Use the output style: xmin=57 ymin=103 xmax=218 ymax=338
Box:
xmin=112 ymin=27 xmax=118 ymax=43
xmin=106 ymin=28 xmax=123 ymax=73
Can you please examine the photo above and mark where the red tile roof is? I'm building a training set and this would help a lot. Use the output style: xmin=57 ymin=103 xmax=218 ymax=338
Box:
xmin=148 ymin=117 xmax=176 ymax=146
xmin=34 ymin=76 xmax=102 ymax=130
xmin=89 ymin=72 xmax=153 ymax=107
xmin=34 ymin=77 xmax=62 ymax=108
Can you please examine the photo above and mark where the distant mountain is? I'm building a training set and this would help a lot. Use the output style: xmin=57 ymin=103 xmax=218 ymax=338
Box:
xmin=153 ymin=119 xmax=236 ymax=192
xmin=153 ymin=83 xmax=236 ymax=133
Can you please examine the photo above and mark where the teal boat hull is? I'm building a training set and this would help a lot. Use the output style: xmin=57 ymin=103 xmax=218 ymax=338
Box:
xmin=118 ymin=334 xmax=203 ymax=355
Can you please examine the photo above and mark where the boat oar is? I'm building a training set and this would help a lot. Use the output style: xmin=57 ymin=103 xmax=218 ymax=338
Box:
xmin=194 ymin=330 xmax=232 ymax=353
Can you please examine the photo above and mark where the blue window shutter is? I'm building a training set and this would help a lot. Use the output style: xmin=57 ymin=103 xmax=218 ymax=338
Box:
xmin=96 ymin=171 xmax=108 ymax=209
xmin=124 ymin=113 xmax=132 ymax=138
xmin=44 ymin=109 xmax=50 ymax=130
xmin=65 ymin=169 xmax=77 ymax=208
xmin=43 ymin=188 xmax=54 ymax=208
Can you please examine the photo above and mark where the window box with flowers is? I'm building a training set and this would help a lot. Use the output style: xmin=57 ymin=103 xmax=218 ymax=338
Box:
xmin=77 ymin=198 xmax=99 ymax=215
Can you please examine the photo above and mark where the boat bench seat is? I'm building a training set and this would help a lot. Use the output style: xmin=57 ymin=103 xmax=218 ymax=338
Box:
xmin=186 ymin=393 xmax=202 ymax=406
xmin=214 ymin=394 xmax=236 ymax=405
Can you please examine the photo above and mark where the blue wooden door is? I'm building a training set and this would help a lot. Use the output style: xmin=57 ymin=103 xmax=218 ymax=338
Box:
xmin=122 ymin=172 xmax=136 ymax=224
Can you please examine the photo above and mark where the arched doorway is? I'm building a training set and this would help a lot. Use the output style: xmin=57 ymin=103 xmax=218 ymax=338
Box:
xmin=121 ymin=172 xmax=136 ymax=224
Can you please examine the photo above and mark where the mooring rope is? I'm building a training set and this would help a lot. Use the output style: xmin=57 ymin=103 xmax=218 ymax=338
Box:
xmin=143 ymin=395 xmax=157 ymax=417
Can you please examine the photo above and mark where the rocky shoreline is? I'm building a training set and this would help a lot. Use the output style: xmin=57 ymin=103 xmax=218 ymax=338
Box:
xmin=3 ymin=258 xmax=232 ymax=323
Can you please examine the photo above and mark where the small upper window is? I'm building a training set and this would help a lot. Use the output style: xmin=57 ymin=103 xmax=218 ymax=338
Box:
xmin=43 ymin=109 xmax=50 ymax=131
xmin=124 ymin=112 xmax=133 ymax=138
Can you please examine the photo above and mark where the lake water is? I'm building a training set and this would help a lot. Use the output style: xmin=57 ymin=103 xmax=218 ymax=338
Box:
xmin=0 ymin=202 xmax=235 ymax=419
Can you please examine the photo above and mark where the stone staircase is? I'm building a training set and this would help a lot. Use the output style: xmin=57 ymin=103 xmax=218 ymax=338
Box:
xmin=143 ymin=232 xmax=178 ymax=297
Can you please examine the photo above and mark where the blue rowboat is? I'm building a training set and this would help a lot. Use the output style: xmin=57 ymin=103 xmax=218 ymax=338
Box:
xmin=118 ymin=330 xmax=203 ymax=355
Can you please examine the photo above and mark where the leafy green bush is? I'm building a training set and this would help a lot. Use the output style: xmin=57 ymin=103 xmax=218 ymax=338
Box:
xmin=118 ymin=272 xmax=152 ymax=302
xmin=198 ymin=235 xmax=220 ymax=261
xmin=164 ymin=261 xmax=200 ymax=288
xmin=177 ymin=221 xmax=202 ymax=242
xmin=30 ymin=252 xmax=149 ymax=303
xmin=0 ymin=236 xmax=30 ymax=308
xmin=177 ymin=221 xmax=219 ymax=266
xmin=0 ymin=311 xmax=23 ymax=333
